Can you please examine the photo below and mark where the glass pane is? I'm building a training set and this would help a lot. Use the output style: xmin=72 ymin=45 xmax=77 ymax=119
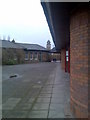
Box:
xmin=66 ymin=51 xmax=68 ymax=56
xmin=66 ymin=57 xmax=68 ymax=61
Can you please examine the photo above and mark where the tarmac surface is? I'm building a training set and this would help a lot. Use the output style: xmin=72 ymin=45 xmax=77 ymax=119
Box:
xmin=2 ymin=62 xmax=73 ymax=118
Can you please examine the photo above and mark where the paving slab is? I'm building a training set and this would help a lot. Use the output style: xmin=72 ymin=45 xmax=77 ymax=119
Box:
xmin=28 ymin=111 xmax=48 ymax=118
xmin=32 ymin=103 xmax=49 ymax=110
xmin=50 ymin=103 xmax=64 ymax=110
xmin=15 ymin=103 xmax=32 ymax=110
xmin=38 ymin=93 xmax=51 ymax=98
xmin=48 ymin=110 xmax=65 ymax=118
xmin=36 ymin=97 xmax=50 ymax=103
xmin=51 ymin=97 xmax=65 ymax=104
xmin=28 ymin=98 xmax=36 ymax=103
xmin=32 ymin=85 xmax=42 ymax=88
xmin=52 ymin=93 xmax=65 ymax=98
xmin=44 ymin=85 xmax=53 ymax=88
xmin=40 ymin=91 xmax=52 ymax=94
xmin=42 ymin=87 xmax=52 ymax=91
xmin=2 ymin=98 xmax=21 ymax=110
xmin=8 ymin=110 xmax=28 ymax=118
xmin=2 ymin=110 xmax=12 ymax=118
xmin=52 ymin=89 xmax=65 ymax=94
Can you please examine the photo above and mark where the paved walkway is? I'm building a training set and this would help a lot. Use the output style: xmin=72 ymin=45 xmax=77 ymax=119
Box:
xmin=2 ymin=62 xmax=73 ymax=118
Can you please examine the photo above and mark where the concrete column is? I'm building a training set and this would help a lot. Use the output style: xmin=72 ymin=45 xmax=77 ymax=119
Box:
xmin=70 ymin=7 xmax=89 ymax=118
xmin=61 ymin=49 xmax=65 ymax=71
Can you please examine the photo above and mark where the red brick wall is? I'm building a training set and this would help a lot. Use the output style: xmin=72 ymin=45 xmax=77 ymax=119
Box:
xmin=70 ymin=8 xmax=89 ymax=118
xmin=88 ymin=8 xmax=90 ymax=119
xmin=61 ymin=49 xmax=65 ymax=70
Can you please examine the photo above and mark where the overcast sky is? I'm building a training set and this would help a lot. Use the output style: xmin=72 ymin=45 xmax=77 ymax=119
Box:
xmin=0 ymin=0 xmax=55 ymax=48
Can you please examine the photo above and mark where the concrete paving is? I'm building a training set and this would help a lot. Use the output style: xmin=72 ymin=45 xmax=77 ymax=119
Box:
xmin=2 ymin=62 xmax=73 ymax=118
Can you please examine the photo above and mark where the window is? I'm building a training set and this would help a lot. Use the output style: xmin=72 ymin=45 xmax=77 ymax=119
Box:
xmin=66 ymin=51 xmax=68 ymax=61
xmin=25 ymin=51 xmax=28 ymax=60
xmin=39 ymin=52 xmax=42 ymax=61
xmin=66 ymin=51 xmax=68 ymax=56
xmin=30 ymin=52 xmax=33 ymax=60
xmin=14 ymin=51 xmax=17 ymax=60
xmin=34 ymin=52 xmax=38 ymax=60
xmin=14 ymin=53 xmax=17 ymax=60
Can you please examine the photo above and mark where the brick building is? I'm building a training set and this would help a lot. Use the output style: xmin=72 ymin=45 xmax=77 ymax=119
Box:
xmin=41 ymin=2 xmax=89 ymax=118
xmin=1 ymin=40 xmax=51 ymax=65
xmin=51 ymin=47 xmax=61 ymax=62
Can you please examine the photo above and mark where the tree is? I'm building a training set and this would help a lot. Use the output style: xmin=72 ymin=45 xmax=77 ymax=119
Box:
xmin=12 ymin=39 xmax=15 ymax=43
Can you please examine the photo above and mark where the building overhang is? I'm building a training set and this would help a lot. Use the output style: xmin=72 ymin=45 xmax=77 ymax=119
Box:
xmin=41 ymin=2 xmax=89 ymax=52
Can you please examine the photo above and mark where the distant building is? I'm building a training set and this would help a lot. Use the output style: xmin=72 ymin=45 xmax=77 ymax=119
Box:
xmin=50 ymin=47 xmax=61 ymax=62
xmin=46 ymin=40 xmax=51 ymax=50
xmin=1 ymin=40 xmax=51 ymax=65
xmin=1 ymin=39 xmax=60 ymax=65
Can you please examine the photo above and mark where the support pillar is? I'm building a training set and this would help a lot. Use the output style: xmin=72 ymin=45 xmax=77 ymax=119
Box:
xmin=61 ymin=49 xmax=66 ymax=72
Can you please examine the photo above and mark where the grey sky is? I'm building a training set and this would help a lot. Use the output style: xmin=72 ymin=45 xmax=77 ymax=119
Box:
xmin=0 ymin=0 xmax=54 ymax=48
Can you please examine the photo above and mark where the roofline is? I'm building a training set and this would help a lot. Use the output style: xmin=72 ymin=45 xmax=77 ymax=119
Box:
xmin=1 ymin=40 xmax=48 ymax=51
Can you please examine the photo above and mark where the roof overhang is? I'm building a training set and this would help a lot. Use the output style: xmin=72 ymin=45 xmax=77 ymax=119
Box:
xmin=41 ymin=2 xmax=89 ymax=52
